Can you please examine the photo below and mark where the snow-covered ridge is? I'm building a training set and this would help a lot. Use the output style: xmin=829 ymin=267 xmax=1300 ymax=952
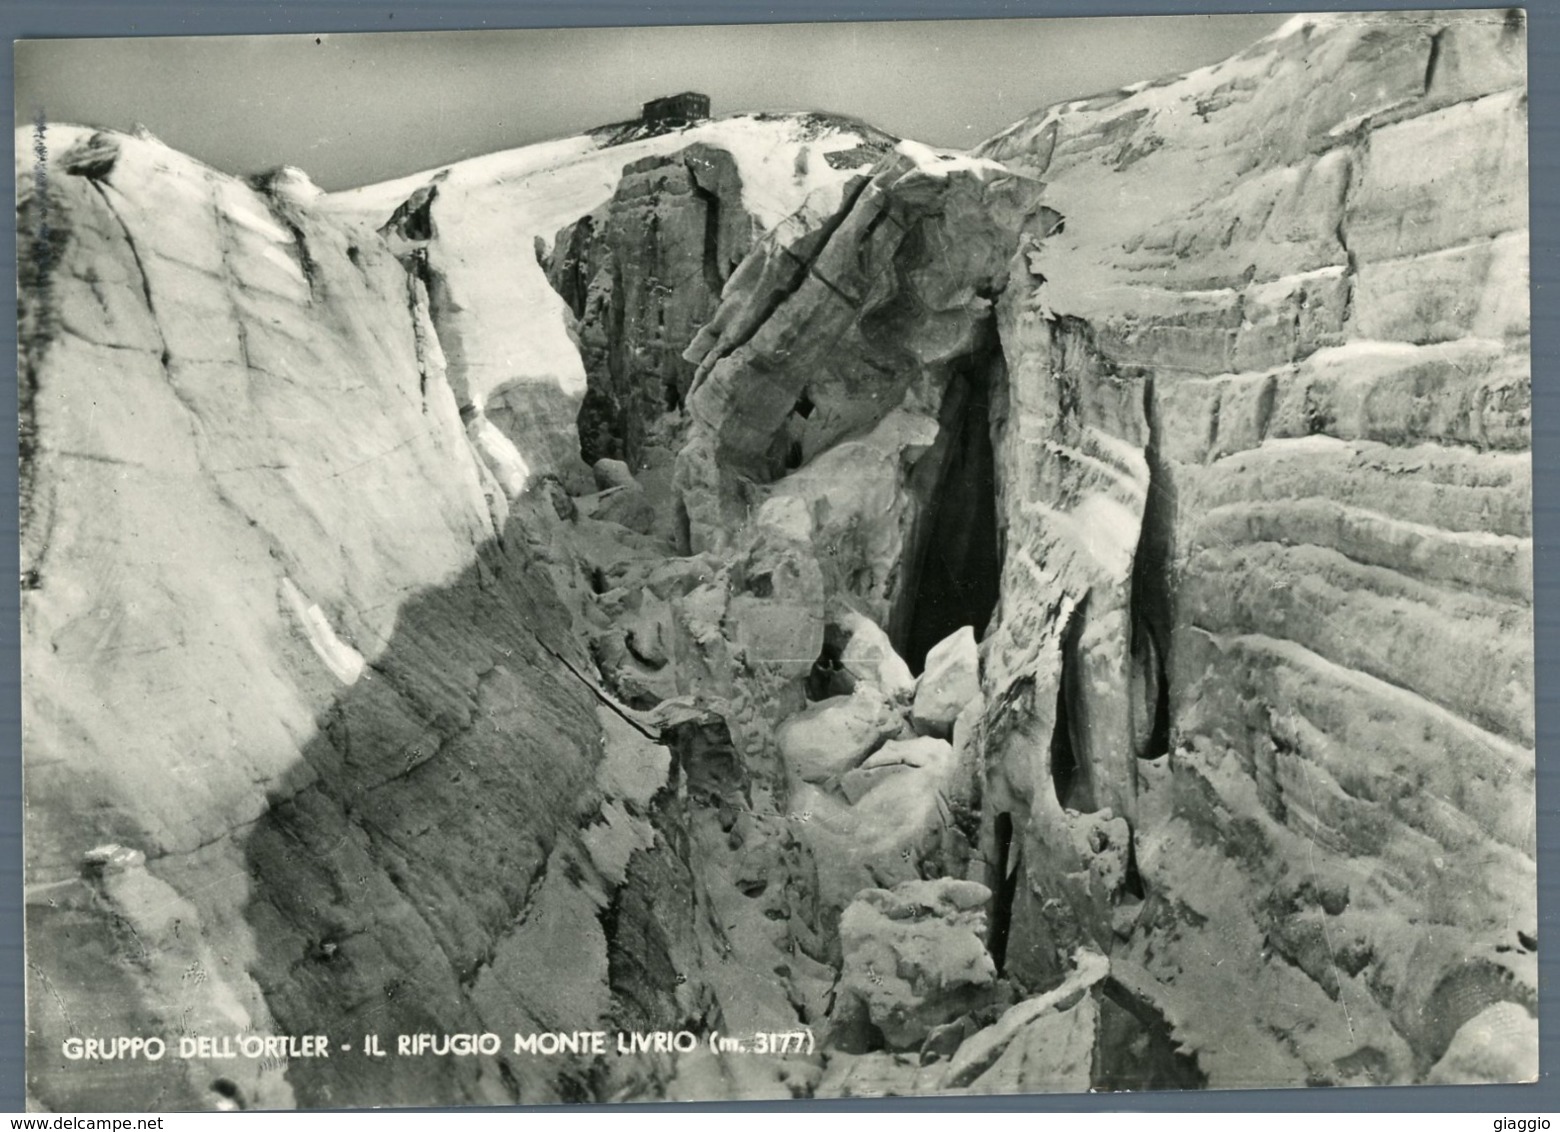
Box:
xmin=20 ymin=111 xmax=903 ymax=511
xmin=316 ymin=112 xmax=892 ymax=489
xmin=323 ymin=111 xmax=884 ymax=238
xmin=892 ymin=138 xmax=1008 ymax=180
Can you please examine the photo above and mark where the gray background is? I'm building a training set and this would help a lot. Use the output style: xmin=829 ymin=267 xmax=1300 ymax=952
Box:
xmin=3 ymin=0 xmax=1554 ymax=1114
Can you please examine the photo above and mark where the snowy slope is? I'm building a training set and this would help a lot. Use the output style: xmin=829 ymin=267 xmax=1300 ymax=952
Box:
xmin=320 ymin=114 xmax=886 ymax=485
xmin=974 ymin=9 xmax=1534 ymax=1088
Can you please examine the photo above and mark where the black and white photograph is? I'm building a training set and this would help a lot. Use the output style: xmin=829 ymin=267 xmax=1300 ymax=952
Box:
xmin=14 ymin=7 xmax=1535 ymax=1110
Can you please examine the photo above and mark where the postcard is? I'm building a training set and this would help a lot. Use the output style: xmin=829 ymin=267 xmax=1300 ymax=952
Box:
xmin=15 ymin=8 xmax=1533 ymax=1109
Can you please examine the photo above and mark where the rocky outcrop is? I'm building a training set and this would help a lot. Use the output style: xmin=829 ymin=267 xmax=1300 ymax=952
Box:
xmin=675 ymin=141 xmax=1051 ymax=658
xmin=833 ymin=601 xmax=916 ymax=699
xmin=816 ymin=945 xmax=1112 ymax=1098
xmin=321 ymin=113 xmax=888 ymax=495
xmin=911 ymin=626 xmax=981 ymax=737
xmin=548 ymin=144 xmax=754 ymax=471
xmin=778 ymin=685 xmax=900 ymax=783
xmin=937 ymin=946 xmax=1106 ymax=1092
xmin=832 ymin=879 xmax=996 ymax=1050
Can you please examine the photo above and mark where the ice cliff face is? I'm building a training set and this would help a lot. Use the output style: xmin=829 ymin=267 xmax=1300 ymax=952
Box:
xmin=976 ymin=10 xmax=1533 ymax=1087
xmin=19 ymin=10 xmax=1533 ymax=1111
xmin=19 ymin=124 xmax=610 ymax=1110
